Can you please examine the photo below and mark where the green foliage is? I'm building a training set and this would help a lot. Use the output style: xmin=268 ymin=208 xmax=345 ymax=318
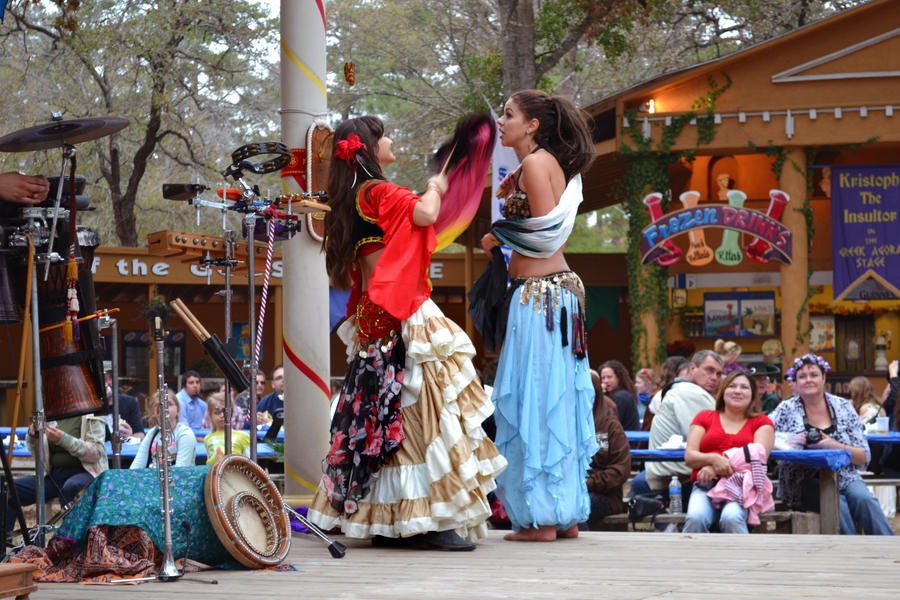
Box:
xmin=565 ymin=207 xmax=629 ymax=253
xmin=618 ymin=74 xmax=731 ymax=366
xmin=0 ymin=0 xmax=279 ymax=246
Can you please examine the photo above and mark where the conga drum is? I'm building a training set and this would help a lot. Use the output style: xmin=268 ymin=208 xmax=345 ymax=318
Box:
xmin=37 ymin=226 xmax=106 ymax=421
xmin=204 ymin=455 xmax=291 ymax=568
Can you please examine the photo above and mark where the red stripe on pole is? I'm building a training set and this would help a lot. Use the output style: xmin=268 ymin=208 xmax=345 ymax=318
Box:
xmin=315 ymin=0 xmax=326 ymax=29
xmin=283 ymin=335 xmax=330 ymax=401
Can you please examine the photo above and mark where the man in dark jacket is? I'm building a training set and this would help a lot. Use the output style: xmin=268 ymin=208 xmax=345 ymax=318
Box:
xmin=585 ymin=394 xmax=632 ymax=529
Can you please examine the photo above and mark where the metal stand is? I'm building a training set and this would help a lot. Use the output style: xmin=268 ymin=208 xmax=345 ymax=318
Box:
xmin=199 ymin=233 xmax=240 ymax=456
xmin=99 ymin=314 xmax=122 ymax=468
xmin=153 ymin=319 xmax=181 ymax=582
xmin=29 ymin=253 xmax=47 ymax=547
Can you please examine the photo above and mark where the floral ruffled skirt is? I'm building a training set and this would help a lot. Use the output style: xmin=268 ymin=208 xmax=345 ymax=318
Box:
xmin=308 ymin=298 xmax=507 ymax=540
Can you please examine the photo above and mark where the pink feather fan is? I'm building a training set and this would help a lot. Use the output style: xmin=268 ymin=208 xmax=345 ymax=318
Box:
xmin=432 ymin=113 xmax=495 ymax=251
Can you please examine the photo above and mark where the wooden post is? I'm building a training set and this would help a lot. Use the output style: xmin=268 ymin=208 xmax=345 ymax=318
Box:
xmin=273 ymin=285 xmax=283 ymax=373
xmin=280 ymin=0 xmax=330 ymax=504
xmin=778 ymin=147 xmax=810 ymax=376
xmin=818 ymin=468 xmax=840 ymax=534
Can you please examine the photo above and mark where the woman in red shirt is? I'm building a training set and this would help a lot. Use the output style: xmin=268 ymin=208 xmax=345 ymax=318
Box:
xmin=683 ymin=370 xmax=774 ymax=533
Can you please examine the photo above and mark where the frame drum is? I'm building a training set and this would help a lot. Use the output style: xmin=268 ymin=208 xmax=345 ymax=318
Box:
xmin=204 ymin=455 xmax=291 ymax=568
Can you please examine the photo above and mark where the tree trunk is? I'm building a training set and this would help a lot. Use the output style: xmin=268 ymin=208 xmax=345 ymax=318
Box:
xmin=499 ymin=0 xmax=537 ymax=97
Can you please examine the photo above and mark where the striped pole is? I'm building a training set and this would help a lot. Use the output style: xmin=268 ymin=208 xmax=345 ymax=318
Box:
xmin=253 ymin=218 xmax=276 ymax=366
xmin=279 ymin=0 xmax=331 ymax=504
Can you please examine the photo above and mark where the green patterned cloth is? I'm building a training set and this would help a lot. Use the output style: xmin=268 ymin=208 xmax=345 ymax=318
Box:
xmin=56 ymin=466 xmax=236 ymax=567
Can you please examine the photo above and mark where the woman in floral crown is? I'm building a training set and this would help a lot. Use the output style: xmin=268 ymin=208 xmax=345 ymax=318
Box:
xmin=769 ymin=352 xmax=893 ymax=534
xmin=306 ymin=116 xmax=506 ymax=551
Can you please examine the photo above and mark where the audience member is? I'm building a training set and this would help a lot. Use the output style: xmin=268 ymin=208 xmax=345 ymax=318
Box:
xmin=257 ymin=365 xmax=285 ymax=421
xmin=644 ymin=356 xmax=690 ymax=430
xmin=683 ymin=371 xmax=774 ymax=533
xmin=6 ymin=412 xmax=107 ymax=532
xmin=204 ymin=392 xmax=251 ymax=465
xmin=103 ymin=369 xmax=144 ymax=441
xmin=714 ymin=339 xmax=742 ymax=376
xmin=883 ymin=360 xmax=898 ymax=428
xmin=634 ymin=368 xmax=654 ymax=422
xmin=584 ymin=393 xmax=631 ymax=529
xmin=176 ymin=370 xmax=206 ymax=429
xmin=599 ymin=360 xmax=640 ymax=431
xmin=770 ymin=353 xmax=893 ymax=535
xmin=849 ymin=376 xmax=885 ymax=429
xmin=234 ymin=371 xmax=266 ymax=425
xmin=632 ymin=350 xmax=723 ymax=502
xmin=131 ymin=390 xmax=197 ymax=469
xmin=747 ymin=362 xmax=781 ymax=414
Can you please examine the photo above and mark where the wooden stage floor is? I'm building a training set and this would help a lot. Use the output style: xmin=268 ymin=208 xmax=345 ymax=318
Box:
xmin=27 ymin=529 xmax=898 ymax=600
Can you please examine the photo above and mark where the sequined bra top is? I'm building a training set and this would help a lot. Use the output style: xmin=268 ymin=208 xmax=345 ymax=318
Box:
xmin=501 ymin=169 xmax=531 ymax=220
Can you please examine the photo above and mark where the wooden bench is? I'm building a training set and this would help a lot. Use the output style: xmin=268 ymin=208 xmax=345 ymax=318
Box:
xmin=594 ymin=510 xmax=820 ymax=534
xmin=0 ymin=563 xmax=38 ymax=600
xmin=861 ymin=477 xmax=900 ymax=487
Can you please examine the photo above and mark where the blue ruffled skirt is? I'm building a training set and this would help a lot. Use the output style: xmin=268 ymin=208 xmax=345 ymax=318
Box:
xmin=492 ymin=275 xmax=598 ymax=530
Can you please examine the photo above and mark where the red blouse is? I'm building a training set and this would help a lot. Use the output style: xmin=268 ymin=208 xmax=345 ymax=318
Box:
xmin=346 ymin=181 xmax=436 ymax=321
xmin=689 ymin=411 xmax=773 ymax=482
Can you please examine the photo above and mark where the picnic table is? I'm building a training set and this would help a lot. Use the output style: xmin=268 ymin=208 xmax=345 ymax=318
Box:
xmin=626 ymin=434 xmax=851 ymax=535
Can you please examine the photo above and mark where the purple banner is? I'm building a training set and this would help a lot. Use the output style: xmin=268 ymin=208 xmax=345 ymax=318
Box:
xmin=831 ymin=166 xmax=900 ymax=301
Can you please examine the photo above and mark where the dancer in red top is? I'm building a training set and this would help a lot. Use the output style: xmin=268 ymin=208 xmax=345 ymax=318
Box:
xmin=307 ymin=116 xmax=506 ymax=551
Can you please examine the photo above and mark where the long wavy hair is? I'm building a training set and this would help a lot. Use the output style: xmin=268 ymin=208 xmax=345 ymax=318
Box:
xmin=599 ymin=359 xmax=635 ymax=396
xmin=848 ymin=376 xmax=881 ymax=413
xmin=509 ymin=89 xmax=594 ymax=181
xmin=323 ymin=116 xmax=388 ymax=290
xmin=656 ymin=355 xmax=690 ymax=389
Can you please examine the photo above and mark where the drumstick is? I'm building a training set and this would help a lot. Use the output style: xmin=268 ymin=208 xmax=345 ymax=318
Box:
xmin=170 ymin=298 xmax=209 ymax=340
xmin=171 ymin=298 xmax=204 ymax=337
xmin=170 ymin=298 xmax=210 ymax=340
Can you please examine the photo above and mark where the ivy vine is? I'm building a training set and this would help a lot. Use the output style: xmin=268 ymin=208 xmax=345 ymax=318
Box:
xmin=618 ymin=74 xmax=731 ymax=366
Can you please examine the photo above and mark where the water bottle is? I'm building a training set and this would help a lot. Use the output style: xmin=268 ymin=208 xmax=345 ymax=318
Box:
xmin=668 ymin=475 xmax=682 ymax=514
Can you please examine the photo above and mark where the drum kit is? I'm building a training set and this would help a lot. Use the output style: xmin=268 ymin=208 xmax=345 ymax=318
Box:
xmin=0 ymin=116 xmax=343 ymax=569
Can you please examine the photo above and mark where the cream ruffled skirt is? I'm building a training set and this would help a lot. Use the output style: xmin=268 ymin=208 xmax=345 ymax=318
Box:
xmin=307 ymin=299 xmax=507 ymax=540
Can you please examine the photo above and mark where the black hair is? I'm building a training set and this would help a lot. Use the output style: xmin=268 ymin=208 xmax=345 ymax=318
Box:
xmin=323 ymin=116 xmax=388 ymax=290
xmin=509 ymin=89 xmax=594 ymax=181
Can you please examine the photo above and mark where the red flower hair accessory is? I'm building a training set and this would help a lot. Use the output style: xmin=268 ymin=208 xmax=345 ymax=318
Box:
xmin=334 ymin=134 xmax=366 ymax=166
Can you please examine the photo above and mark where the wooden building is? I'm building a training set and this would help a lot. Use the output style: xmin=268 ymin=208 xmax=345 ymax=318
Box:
xmin=0 ymin=244 xmax=629 ymax=423
xmin=576 ymin=0 xmax=900 ymax=389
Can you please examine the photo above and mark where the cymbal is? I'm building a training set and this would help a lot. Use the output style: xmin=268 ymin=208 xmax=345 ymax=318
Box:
xmin=0 ymin=116 xmax=129 ymax=152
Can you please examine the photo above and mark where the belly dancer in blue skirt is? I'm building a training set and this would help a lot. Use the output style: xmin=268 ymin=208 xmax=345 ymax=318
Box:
xmin=482 ymin=89 xmax=598 ymax=541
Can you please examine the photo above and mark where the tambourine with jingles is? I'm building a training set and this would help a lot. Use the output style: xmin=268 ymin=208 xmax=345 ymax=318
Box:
xmin=204 ymin=455 xmax=291 ymax=568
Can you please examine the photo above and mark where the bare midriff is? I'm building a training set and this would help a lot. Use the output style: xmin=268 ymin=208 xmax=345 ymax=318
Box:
xmin=508 ymin=246 xmax=569 ymax=279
